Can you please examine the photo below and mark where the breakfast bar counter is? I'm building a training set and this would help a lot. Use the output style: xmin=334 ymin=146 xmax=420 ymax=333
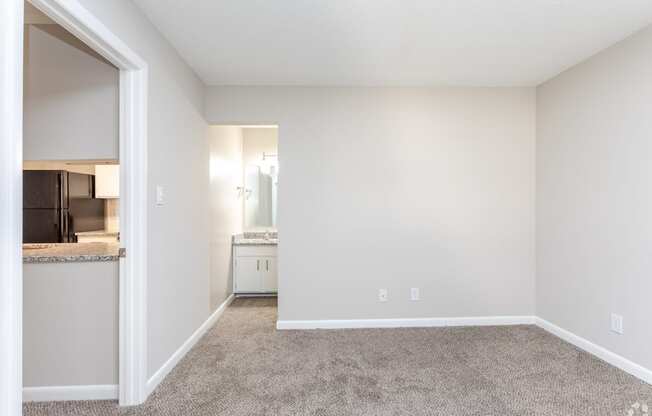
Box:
xmin=22 ymin=242 xmax=123 ymax=263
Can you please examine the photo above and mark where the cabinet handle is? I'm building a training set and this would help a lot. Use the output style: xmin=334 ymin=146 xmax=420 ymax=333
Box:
xmin=266 ymin=260 xmax=269 ymax=271
xmin=257 ymin=260 xmax=260 ymax=271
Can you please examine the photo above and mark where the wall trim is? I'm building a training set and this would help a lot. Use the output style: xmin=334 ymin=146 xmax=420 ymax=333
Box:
xmin=0 ymin=1 xmax=24 ymax=415
xmin=145 ymin=294 xmax=235 ymax=397
xmin=23 ymin=385 xmax=118 ymax=403
xmin=535 ymin=317 xmax=652 ymax=385
xmin=277 ymin=315 xmax=536 ymax=330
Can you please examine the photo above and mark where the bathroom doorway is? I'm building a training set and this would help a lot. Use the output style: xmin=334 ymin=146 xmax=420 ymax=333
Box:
xmin=207 ymin=125 xmax=279 ymax=316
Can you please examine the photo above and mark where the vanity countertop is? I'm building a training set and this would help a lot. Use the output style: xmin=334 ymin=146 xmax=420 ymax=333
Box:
xmin=232 ymin=233 xmax=278 ymax=246
xmin=23 ymin=242 xmax=123 ymax=263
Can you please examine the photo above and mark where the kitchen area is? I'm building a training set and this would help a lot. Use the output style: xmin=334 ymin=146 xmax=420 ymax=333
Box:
xmin=22 ymin=162 xmax=121 ymax=397
xmin=23 ymin=162 xmax=121 ymax=262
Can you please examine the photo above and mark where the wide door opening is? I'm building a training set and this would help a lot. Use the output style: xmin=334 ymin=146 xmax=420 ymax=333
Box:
xmin=22 ymin=2 xmax=122 ymax=403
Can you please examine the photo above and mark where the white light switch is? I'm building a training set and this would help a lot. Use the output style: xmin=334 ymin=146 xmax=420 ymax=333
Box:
xmin=156 ymin=185 xmax=165 ymax=206
xmin=410 ymin=288 xmax=420 ymax=301
xmin=611 ymin=313 xmax=624 ymax=335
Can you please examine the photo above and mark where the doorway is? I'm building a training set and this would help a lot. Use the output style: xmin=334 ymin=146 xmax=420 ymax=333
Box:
xmin=0 ymin=0 xmax=148 ymax=412
xmin=207 ymin=125 xmax=279 ymax=314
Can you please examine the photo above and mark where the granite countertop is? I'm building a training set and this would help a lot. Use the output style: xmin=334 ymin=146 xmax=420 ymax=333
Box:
xmin=233 ymin=232 xmax=278 ymax=246
xmin=23 ymin=242 xmax=124 ymax=263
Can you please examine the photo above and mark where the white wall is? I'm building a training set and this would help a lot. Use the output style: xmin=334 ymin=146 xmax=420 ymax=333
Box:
xmin=23 ymin=262 xmax=118 ymax=387
xmin=242 ymin=127 xmax=278 ymax=167
xmin=70 ymin=0 xmax=210 ymax=379
xmin=208 ymin=126 xmax=243 ymax=309
xmin=537 ymin=26 xmax=652 ymax=371
xmin=206 ymin=87 xmax=536 ymax=321
xmin=24 ymin=24 xmax=119 ymax=160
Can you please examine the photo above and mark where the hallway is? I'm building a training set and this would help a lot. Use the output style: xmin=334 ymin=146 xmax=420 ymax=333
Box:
xmin=24 ymin=298 xmax=652 ymax=416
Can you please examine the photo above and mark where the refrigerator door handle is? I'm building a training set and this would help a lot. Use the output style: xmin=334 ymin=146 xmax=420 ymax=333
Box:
xmin=58 ymin=172 xmax=63 ymax=210
xmin=63 ymin=211 xmax=69 ymax=242
xmin=53 ymin=209 xmax=60 ymax=242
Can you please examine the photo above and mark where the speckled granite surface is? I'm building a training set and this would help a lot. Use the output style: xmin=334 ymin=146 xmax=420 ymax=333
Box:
xmin=243 ymin=231 xmax=277 ymax=239
xmin=233 ymin=232 xmax=278 ymax=245
xmin=232 ymin=237 xmax=278 ymax=245
xmin=23 ymin=242 xmax=123 ymax=263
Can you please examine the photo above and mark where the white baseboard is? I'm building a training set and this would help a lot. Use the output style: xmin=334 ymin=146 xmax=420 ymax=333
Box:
xmin=23 ymin=384 xmax=118 ymax=402
xmin=535 ymin=317 xmax=652 ymax=385
xmin=235 ymin=293 xmax=277 ymax=298
xmin=276 ymin=315 xmax=535 ymax=330
xmin=145 ymin=294 xmax=235 ymax=396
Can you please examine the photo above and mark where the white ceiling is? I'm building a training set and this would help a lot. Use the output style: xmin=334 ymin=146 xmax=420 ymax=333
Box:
xmin=132 ymin=0 xmax=652 ymax=87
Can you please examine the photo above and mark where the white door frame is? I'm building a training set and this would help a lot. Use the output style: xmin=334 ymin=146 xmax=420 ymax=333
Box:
xmin=0 ymin=1 xmax=25 ymax=414
xmin=0 ymin=0 xmax=149 ymax=412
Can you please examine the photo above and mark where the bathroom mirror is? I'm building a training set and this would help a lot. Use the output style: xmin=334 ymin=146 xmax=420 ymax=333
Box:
xmin=242 ymin=126 xmax=278 ymax=230
xmin=244 ymin=162 xmax=277 ymax=228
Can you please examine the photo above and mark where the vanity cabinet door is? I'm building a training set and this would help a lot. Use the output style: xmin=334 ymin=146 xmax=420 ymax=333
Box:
xmin=235 ymin=257 xmax=262 ymax=292
xmin=261 ymin=257 xmax=277 ymax=292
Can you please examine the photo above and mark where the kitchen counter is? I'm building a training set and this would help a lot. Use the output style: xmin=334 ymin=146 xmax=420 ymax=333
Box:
xmin=23 ymin=242 xmax=123 ymax=263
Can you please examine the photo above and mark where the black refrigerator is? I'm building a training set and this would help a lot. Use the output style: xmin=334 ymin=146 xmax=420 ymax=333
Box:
xmin=23 ymin=170 xmax=103 ymax=243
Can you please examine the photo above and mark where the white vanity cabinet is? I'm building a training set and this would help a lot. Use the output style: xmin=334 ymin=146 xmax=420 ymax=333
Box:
xmin=233 ymin=245 xmax=277 ymax=293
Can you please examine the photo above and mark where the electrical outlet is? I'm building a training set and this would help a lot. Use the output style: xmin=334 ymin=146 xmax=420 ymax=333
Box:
xmin=611 ymin=313 xmax=624 ymax=335
xmin=410 ymin=288 xmax=420 ymax=301
xmin=378 ymin=289 xmax=388 ymax=302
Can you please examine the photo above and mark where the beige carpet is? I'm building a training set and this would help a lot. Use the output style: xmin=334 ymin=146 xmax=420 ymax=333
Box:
xmin=24 ymin=297 xmax=652 ymax=415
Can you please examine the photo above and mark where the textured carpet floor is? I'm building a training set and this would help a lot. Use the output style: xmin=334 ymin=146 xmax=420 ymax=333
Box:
xmin=24 ymin=297 xmax=652 ymax=415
